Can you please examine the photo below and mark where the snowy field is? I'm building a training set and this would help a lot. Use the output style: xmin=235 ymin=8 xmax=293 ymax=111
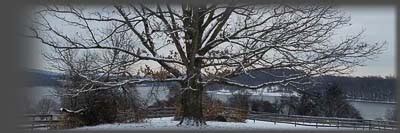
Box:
xmin=207 ymin=88 xmax=297 ymax=103
xmin=70 ymin=117 xmax=356 ymax=131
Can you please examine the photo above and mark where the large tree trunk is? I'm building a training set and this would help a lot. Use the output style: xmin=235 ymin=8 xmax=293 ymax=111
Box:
xmin=177 ymin=4 xmax=207 ymax=126
xmin=178 ymin=60 xmax=206 ymax=126
xmin=178 ymin=83 xmax=205 ymax=126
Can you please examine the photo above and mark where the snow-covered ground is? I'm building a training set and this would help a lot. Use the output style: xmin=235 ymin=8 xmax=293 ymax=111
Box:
xmin=207 ymin=88 xmax=298 ymax=104
xmin=70 ymin=117 xmax=355 ymax=131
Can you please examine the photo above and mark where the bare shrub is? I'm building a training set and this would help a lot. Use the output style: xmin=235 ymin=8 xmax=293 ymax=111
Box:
xmin=203 ymin=94 xmax=225 ymax=121
xmin=56 ymin=113 xmax=85 ymax=129
xmin=35 ymin=98 xmax=59 ymax=114
xmin=57 ymin=86 xmax=146 ymax=129
xmin=225 ymin=90 xmax=251 ymax=122
xmin=228 ymin=90 xmax=251 ymax=110
xmin=385 ymin=108 xmax=397 ymax=121
xmin=250 ymin=100 xmax=277 ymax=113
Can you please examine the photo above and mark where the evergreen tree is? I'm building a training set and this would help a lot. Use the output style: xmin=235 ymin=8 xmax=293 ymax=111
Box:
xmin=296 ymin=94 xmax=318 ymax=116
xmin=321 ymin=84 xmax=362 ymax=119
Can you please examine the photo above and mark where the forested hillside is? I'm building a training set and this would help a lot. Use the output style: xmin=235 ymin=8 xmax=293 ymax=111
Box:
xmin=25 ymin=69 xmax=63 ymax=87
xmin=310 ymin=75 xmax=396 ymax=102
xmin=207 ymin=69 xmax=396 ymax=102
xmin=28 ymin=69 xmax=396 ymax=102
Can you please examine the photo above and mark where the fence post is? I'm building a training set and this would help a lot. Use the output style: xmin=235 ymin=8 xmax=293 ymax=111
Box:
xmin=337 ymin=120 xmax=339 ymax=129
xmin=329 ymin=119 xmax=331 ymax=126
xmin=49 ymin=115 xmax=53 ymax=129
xmin=294 ymin=117 xmax=296 ymax=127
xmin=369 ymin=120 xmax=371 ymax=130
xmin=383 ymin=121 xmax=386 ymax=130
xmin=31 ymin=116 xmax=34 ymax=131
xmin=377 ymin=120 xmax=381 ymax=131
xmin=362 ymin=120 xmax=364 ymax=131
xmin=157 ymin=109 xmax=161 ymax=119
xmin=315 ymin=119 xmax=318 ymax=128
xmin=354 ymin=120 xmax=356 ymax=130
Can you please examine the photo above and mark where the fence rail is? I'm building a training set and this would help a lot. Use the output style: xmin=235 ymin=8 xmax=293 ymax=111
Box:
xmin=247 ymin=112 xmax=397 ymax=130
xmin=22 ymin=107 xmax=398 ymax=131
xmin=222 ymin=106 xmax=397 ymax=130
xmin=20 ymin=114 xmax=63 ymax=130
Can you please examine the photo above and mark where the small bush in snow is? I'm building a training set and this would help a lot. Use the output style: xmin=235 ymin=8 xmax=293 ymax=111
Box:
xmin=202 ymin=94 xmax=225 ymax=121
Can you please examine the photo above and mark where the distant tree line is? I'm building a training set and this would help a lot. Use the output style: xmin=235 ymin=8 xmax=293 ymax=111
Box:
xmin=207 ymin=68 xmax=396 ymax=102
xmin=310 ymin=75 xmax=396 ymax=102
xmin=218 ymin=84 xmax=362 ymax=120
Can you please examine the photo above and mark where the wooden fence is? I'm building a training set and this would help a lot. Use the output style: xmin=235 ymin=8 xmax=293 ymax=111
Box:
xmin=21 ymin=107 xmax=176 ymax=130
xmin=221 ymin=106 xmax=397 ymax=130
xmin=22 ymin=107 xmax=398 ymax=131
xmin=20 ymin=114 xmax=62 ymax=130
xmin=115 ymin=107 xmax=176 ymax=122
xmin=248 ymin=111 xmax=397 ymax=131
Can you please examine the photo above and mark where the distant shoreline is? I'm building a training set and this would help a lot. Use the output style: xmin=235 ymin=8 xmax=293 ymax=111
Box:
xmin=346 ymin=99 xmax=396 ymax=104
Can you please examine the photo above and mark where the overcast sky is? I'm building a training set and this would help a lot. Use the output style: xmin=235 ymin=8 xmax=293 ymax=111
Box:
xmin=337 ymin=6 xmax=396 ymax=77
xmin=30 ymin=5 xmax=396 ymax=77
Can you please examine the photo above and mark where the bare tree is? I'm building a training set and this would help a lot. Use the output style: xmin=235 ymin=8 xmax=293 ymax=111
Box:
xmin=26 ymin=2 xmax=385 ymax=126
xmin=50 ymin=44 xmax=147 ymax=125
xmin=36 ymin=98 xmax=59 ymax=115
xmin=385 ymin=108 xmax=397 ymax=121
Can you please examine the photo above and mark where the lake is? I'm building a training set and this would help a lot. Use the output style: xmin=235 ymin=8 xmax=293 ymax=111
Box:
xmin=348 ymin=100 xmax=396 ymax=120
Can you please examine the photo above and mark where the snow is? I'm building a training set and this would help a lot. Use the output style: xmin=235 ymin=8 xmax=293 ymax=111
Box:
xmin=211 ymin=91 xmax=294 ymax=97
xmin=70 ymin=117 xmax=356 ymax=130
xmin=207 ymin=87 xmax=299 ymax=97
xmin=347 ymin=99 xmax=397 ymax=104
xmin=206 ymin=88 xmax=299 ymax=104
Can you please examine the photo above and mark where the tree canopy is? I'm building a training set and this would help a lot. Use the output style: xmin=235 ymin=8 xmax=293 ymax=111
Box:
xmin=26 ymin=2 xmax=385 ymax=125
